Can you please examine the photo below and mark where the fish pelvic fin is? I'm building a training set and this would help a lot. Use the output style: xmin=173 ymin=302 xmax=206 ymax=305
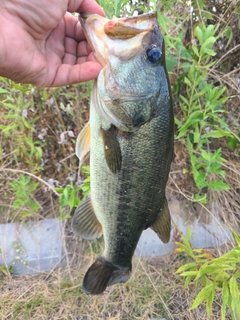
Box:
xmin=100 ymin=125 xmax=122 ymax=173
xmin=71 ymin=194 xmax=102 ymax=240
xmin=83 ymin=257 xmax=131 ymax=295
xmin=75 ymin=122 xmax=91 ymax=167
xmin=151 ymin=198 xmax=171 ymax=243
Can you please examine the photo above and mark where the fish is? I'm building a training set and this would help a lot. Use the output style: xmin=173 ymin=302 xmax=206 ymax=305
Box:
xmin=72 ymin=11 xmax=174 ymax=295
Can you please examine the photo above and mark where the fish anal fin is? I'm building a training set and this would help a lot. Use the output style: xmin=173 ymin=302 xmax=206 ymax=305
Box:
xmin=75 ymin=122 xmax=91 ymax=166
xmin=151 ymin=198 xmax=171 ymax=243
xmin=71 ymin=194 xmax=102 ymax=240
xmin=83 ymin=257 xmax=131 ymax=295
xmin=100 ymin=125 xmax=122 ymax=173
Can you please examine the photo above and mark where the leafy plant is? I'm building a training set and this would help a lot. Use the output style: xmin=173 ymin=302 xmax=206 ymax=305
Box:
xmin=97 ymin=0 xmax=157 ymax=18
xmin=174 ymin=23 xmax=236 ymax=201
xmin=176 ymin=229 xmax=240 ymax=320
xmin=9 ymin=175 xmax=40 ymax=217
xmin=97 ymin=0 xmax=127 ymax=18
xmin=55 ymin=184 xmax=81 ymax=220
xmin=55 ymin=165 xmax=91 ymax=220
xmin=0 ymin=265 xmax=13 ymax=278
xmin=80 ymin=165 xmax=91 ymax=198
xmin=0 ymin=78 xmax=43 ymax=170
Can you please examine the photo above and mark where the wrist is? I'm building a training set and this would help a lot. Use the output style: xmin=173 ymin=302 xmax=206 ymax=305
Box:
xmin=0 ymin=10 xmax=9 ymax=78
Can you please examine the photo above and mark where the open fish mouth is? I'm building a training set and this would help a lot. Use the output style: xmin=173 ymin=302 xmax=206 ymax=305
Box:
xmin=79 ymin=11 xmax=159 ymax=66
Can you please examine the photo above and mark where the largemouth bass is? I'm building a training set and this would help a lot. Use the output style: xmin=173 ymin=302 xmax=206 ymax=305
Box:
xmin=72 ymin=11 xmax=174 ymax=295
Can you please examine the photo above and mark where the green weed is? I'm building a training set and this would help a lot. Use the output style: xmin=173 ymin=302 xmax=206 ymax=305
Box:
xmin=174 ymin=23 xmax=236 ymax=201
xmin=97 ymin=0 xmax=127 ymax=18
xmin=56 ymin=183 xmax=81 ymax=220
xmin=9 ymin=175 xmax=40 ymax=217
xmin=0 ymin=79 xmax=43 ymax=170
xmin=55 ymin=165 xmax=90 ymax=220
xmin=176 ymin=229 xmax=240 ymax=319
xmin=97 ymin=0 xmax=156 ymax=18
xmin=80 ymin=165 xmax=91 ymax=198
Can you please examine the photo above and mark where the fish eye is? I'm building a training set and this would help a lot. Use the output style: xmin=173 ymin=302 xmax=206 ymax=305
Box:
xmin=145 ymin=45 xmax=162 ymax=65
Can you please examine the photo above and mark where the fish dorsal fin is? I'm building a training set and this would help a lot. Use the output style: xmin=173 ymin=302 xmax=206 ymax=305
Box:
xmin=75 ymin=122 xmax=91 ymax=167
xmin=151 ymin=198 xmax=171 ymax=243
xmin=100 ymin=125 xmax=122 ymax=174
xmin=71 ymin=194 xmax=102 ymax=240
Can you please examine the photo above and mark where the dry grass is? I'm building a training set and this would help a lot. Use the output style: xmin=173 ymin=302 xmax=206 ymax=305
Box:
xmin=0 ymin=236 xmax=233 ymax=320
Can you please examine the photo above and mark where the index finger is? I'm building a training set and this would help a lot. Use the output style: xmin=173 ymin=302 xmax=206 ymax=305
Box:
xmin=68 ymin=0 xmax=105 ymax=16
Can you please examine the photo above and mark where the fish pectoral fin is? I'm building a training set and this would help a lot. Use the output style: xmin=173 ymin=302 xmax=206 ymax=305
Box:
xmin=71 ymin=194 xmax=102 ymax=240
xmin=151 ymin=198 xmax=171 ymax=243
xmin=83 ymin=257 xmax=131 ymax=295
xmin=100 ymin=125 xmax=122 ymax=173
xmin=75 ymin=122 xmax=91 ymax=166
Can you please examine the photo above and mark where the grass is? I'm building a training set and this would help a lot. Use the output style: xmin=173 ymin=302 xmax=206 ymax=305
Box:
xmin=0 ymin=245 xmax=231 ymax=320
xmin=0 ymin=220 xmax=236 ymax=320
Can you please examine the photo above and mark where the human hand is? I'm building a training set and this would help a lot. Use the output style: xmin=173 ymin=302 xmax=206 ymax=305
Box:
xmin=0 ymin=0 xmax=104 ymax=87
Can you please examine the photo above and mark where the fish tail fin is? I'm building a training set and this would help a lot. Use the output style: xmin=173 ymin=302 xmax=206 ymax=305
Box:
xmin=83 ymin=257 xmax=131 ymax=295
